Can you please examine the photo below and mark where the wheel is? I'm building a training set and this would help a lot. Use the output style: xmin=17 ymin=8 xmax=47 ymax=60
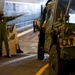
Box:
xmin=38 ymin=47 xmax=44 ymax=60
xmin=38 ymin=28 xmax=45 ymax=60
xmin=49 ymin=45 xmax=58 ymax=75
xmin=49 ymin=45 xmax=69 ymax=75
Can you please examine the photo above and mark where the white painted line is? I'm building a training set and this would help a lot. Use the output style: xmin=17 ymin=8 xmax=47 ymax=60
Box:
xmin=0 ymin=54 xmax=36 ymax=68
xmin=17 ymin=28 xmax=33 ymax=37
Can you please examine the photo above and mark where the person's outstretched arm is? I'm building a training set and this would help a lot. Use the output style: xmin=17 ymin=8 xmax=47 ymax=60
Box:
xmin=6 ymin=14 xmax=23 ymax=22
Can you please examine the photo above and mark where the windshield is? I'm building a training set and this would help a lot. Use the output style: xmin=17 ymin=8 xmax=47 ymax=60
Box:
xmin=63 ymin=0 xmax=75 ymax=23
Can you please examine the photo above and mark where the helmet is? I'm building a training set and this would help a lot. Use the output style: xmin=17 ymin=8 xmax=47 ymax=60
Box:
xmin=0 ymin=9 xmax=3 ymax=15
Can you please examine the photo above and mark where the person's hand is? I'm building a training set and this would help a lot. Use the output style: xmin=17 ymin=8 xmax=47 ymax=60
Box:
xmin=19 ymin=14 xmax=23 ymax=16
xmin=15 ymin=14 xmax=24 ymax=18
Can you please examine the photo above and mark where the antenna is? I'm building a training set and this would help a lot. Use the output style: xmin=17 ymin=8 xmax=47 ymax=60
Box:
xmin=65 ymin=0 xmax=71 ymax=16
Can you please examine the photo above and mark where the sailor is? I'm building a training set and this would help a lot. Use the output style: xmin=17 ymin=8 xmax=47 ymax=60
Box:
xmin=0 ymin=9 xmax=23 ymax=57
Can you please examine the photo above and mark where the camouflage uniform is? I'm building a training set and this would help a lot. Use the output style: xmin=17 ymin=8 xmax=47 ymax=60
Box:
xmin=0 ymin=10 xmax=22 ymax=57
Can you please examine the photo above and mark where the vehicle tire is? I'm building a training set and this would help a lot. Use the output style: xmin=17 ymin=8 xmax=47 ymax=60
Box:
xmin=49 ymin=45 xmax=58 ymax=75
xmin=38 ymin=47 xmax=44 ymax=60
xmin=37 ymin=28 xmax=45 ymax=60
xmin=49 ymin=45 xmax=69 ymax=75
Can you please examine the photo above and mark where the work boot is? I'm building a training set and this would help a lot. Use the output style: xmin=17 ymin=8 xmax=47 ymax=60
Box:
xmin=16 ymin=44 xmax=23 ymax=53
xmin=6 ymin=54 xmax=11 ymax=58
xmin=16 ymin=49 xmax=23 ymax=53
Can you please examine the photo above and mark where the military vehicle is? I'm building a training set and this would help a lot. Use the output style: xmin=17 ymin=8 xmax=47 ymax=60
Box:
xmin=38 ymin=0 xmax=75 ymax=74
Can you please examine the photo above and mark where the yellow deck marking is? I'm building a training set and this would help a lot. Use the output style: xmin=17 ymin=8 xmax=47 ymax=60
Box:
xmin=35 ymin=63 xmax=49 ymax=75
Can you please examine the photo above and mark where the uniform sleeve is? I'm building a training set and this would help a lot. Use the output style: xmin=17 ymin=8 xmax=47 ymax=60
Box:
xmin=6 ymin=16 xmax=15 ymax=22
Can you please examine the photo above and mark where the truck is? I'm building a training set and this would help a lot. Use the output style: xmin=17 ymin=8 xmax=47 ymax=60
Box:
xmin=38 ymin=0 xmax=75 ymax=75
